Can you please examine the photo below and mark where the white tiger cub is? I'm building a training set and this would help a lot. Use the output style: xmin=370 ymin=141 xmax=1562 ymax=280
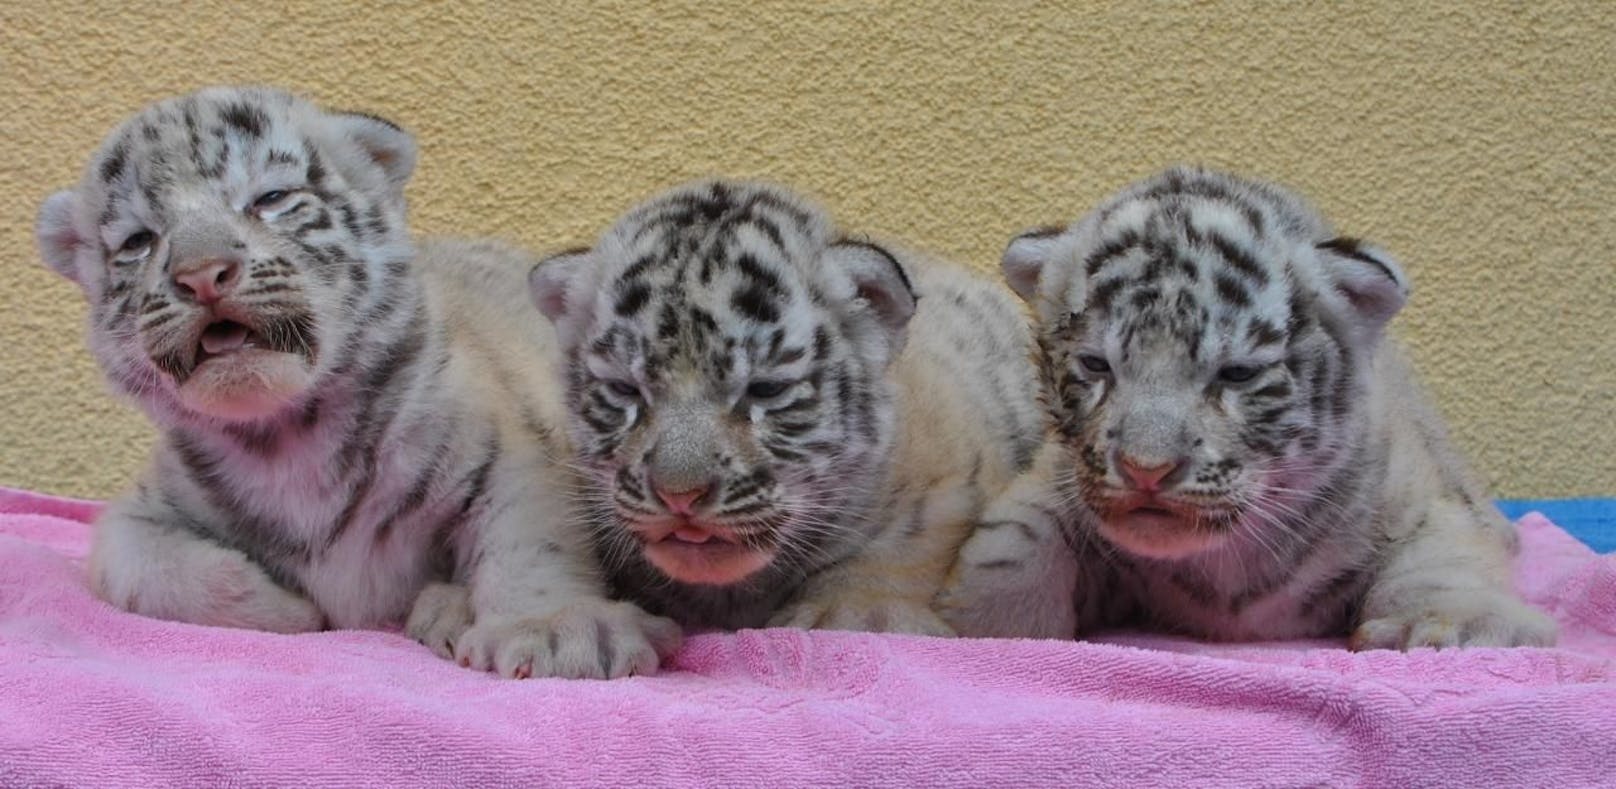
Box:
xmin=35 ymin=86 xmax=679 ymax=679
xmin=940 ymin=166 xmax=1556 ymax=650
xmin=512 ymin=179 xmax=1046 ymax=633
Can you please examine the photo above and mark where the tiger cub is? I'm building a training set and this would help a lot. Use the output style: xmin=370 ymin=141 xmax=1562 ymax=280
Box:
xmin=522 ymin=179 xmax=1045 ymax=633
xmin=939 ymin=166 xmax=1556 ymax=649
xmin=35 ymin=86 xmax=678 ymax=679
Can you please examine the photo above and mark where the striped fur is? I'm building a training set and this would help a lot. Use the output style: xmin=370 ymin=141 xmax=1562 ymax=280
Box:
xmin=940 ymin=166 xmax=1555 ymax=649
xmin=36 ymin=87 xmax=678 ymax=679
xmin=530 ymin=180 xmax=1044 ymax=632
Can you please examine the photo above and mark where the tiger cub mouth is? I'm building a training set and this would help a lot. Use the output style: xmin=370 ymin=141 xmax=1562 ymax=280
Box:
xmin=196 ymin=319 xmax=261 ymax=364
xmin=158 ymin=310 xmax=317 ymax=383
xmin=634 ymin=519 xmax=777 ymax=587
xmin=166 ymin=310 xmax=320 ymax=421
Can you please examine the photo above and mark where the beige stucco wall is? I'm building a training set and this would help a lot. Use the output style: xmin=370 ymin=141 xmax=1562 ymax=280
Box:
xmin=2 ymin=1 xmax=1612 ymax=499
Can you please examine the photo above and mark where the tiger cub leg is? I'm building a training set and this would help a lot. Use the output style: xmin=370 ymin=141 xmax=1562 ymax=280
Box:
xmin=936 ymin=441 xmax=1090 ymax=640
xmin=1352 ymin=496 xmax=1556 ymax=650
xmin=441 ymin=453 xmax=683 ymax=679
xmin=89 ymin=493 xmax=324 ymax=633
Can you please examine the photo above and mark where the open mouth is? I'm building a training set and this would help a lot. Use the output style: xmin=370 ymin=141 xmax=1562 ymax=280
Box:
xmin=159 ymin=311 xmax=319 ymax=421
xmin=197 ymin=320 xmax=261 ymax=364
xmin=178 ymin=310 xmax=316 ymax=375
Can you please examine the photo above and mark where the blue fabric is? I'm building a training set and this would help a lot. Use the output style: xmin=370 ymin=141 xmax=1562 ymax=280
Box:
xmin=1497 ymin=498 xmax=1616 ymax=554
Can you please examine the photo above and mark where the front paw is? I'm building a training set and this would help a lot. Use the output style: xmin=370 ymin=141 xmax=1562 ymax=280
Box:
xmin=1351 ymin=591 xmax=1557 ymax=650
xmin=406 ymin=582 xmax=473 ymax=659
xmin=452 ymin=600 xmax=683 ymax=679
xmin=771 ymin=594 xmax=956 ymax=637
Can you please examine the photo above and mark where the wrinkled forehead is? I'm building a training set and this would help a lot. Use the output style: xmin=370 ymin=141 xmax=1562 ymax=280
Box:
xmin=83 ymin=90 xmax=315 ymax=206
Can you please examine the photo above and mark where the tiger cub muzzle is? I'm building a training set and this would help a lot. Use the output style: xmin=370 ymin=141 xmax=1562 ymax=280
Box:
xmin=1072 ymin=395 xmax=1249 ymax=561
xmin=141 ymin=246 xmax=319 ymax=421
xmin=615 ymin=398 xmax=786 ymax=586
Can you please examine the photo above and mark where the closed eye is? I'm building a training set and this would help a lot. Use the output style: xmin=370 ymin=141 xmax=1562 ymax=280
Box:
xmin=1218 ymin=364 xmax=1262 ymax=384
xmin=1077 ymin=354 xmax=1111 ymax=375
xmin=119 ymin=230 xmax=153 ymax=253
xmin=604 ymin=380 xmax=640 ymax=399
xmin=746 ymin=380 xmax=791 ymax=400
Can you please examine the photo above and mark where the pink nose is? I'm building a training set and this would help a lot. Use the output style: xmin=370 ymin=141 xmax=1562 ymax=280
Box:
xmin=1117 ymin=455 xmax=1184 ymax=492
xmin=172 ymin=258 xmax=241 ymax=304
xmin=654 ymin=484 xmax=711 ymax=516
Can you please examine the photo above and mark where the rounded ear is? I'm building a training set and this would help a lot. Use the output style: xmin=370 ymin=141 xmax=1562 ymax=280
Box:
xmin=528 ymin=248 xmax=594 ymax=323
xmin=328 ymin=111 xmax=417 ymax=196
xmin=1316 ymin=237 xmax=1409 ymax=330
xmin=1001 ymin=225 xmax=1067 ymax=303
xmin=36 ymin=190 xmax=86 ymax=285
xmin=823 ymin=240 xmax=917 ymax=333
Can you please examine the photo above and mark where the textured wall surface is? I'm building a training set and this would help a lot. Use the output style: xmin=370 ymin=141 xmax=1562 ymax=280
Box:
xmin=2 ymin=1 xmax=1612 ymax=498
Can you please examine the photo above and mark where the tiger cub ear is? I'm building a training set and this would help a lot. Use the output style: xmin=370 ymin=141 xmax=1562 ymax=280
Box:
xmin=326 ymin=111 xmax=417 ymax=198
xmin=1001 ymin=225 xmax=1067 ymax=303
xmin=528 ymin=248 xmax=594 ymax=323
xmin=823 ymin=240 xmax=917 ymax=334
xmin=36 ymin=190 xmax=87 ymax=286
xmin=1315 ymin=237 xmax=1410 ymax=331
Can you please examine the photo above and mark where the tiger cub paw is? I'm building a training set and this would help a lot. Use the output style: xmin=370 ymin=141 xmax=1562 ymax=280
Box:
xmin=451 ymin=599 xmax=682 ymax=679
xmin=1351 ymin=591 xmax=1557 ymax=650
xmin=405 ymin=582 xmax=474 ymax=660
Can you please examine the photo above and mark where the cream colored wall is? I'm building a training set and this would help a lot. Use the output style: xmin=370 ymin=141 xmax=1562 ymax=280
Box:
xmin=2 ymin=1 xmax=1611 ymax=498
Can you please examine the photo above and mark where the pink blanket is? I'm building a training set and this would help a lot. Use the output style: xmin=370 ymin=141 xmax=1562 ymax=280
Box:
xmin=1 ymin=486 xmax=1612 ymax=787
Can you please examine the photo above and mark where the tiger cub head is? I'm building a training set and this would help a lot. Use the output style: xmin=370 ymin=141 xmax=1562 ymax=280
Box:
xmin=36 ymin=86 xmax=416 ymax=424
xmin=1006 ymin=166 xmax=1409 ymax=560
xmin=530 ymin=180 xmax=917 ymax=587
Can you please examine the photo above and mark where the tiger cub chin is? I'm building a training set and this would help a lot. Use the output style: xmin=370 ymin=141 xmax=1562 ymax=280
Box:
xmin=940 ymin=166 xmax=1556 ymax=650
xmin=505 ymin=178 xmax=1044 ymax=634
xmin=36 ymin=86 xmax=678 ymax=679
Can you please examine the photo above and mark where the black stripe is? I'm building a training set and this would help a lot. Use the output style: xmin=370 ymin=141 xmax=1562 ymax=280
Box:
xmin=1318 ymin=237 xmax=1398 ymax=284
xmin=220 ymin=102 xmax=267 ymax=137
xmin=731 ymin=285 xmax=779 ymax=323
xmin=372 ymin=428 xmax=456 ymax=546
xmin=1209 ymin=233 xmax=1268 ymax=285
xmin=1088 ymin=277 xmax=1126 ymax=312
xmin=733 ymin=252 xmax=784 ymax=294
xmin=1084 ymin=231 xmax=1142 ymax=276
xmin=614 ymin=282 xmax=651 ymax=316
xmin=1213 ymin=274 xmax=1251 ymax=307
xmin=455 ymin=435 xmax=501 ymax=520
xmin=100 ymin=143 xmax=129 ymax=184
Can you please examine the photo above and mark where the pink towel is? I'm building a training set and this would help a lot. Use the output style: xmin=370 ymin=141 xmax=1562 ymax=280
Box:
xmin=0 ymin=486 xmax=1611 ymax=787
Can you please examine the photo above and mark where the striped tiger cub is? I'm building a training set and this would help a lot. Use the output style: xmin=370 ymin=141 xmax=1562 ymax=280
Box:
xmin=35 ymin=86 xmax=679 ymax=679
xmin=940 ymin=166 xmax=1556 ymax=650
xmin=520 ymin=179 xmax=1046 ymax=633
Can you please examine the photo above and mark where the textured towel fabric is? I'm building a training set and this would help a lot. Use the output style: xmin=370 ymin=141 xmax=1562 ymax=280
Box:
xmin=0 ymin=487 xmax=1612 ymax=788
